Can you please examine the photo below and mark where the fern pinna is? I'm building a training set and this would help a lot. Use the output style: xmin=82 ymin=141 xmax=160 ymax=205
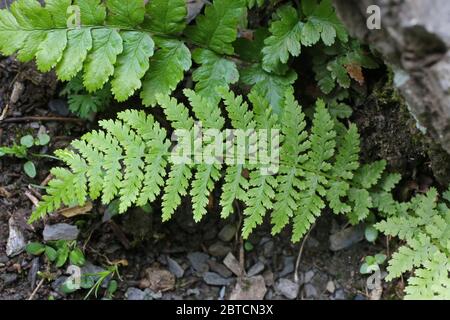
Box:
xmin=30 ymin=89 xmax=377 ymax=242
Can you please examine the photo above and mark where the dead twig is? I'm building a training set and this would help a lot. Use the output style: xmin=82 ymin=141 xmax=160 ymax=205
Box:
xmin=28 ymin=278 xmax=44 ymax=300
xmin=24 ymin=190 xmax=40 ymax=207
xmin=294 ymin=223 xmax=316 ymax=283
xmin=0 ymin=116 xmax=84 ymax=124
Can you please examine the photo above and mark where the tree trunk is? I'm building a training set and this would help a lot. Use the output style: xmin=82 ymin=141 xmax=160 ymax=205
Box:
xmin=333 ymin=0 xmax=450 ymax=154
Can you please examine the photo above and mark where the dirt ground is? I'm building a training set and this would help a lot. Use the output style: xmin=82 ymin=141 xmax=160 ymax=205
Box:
xmin=0 ymin=55 xmax=435 ymax=301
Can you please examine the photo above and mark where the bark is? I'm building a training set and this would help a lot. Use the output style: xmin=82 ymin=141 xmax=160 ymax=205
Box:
xmin=333 ymin=0 xmax=450 ymax=154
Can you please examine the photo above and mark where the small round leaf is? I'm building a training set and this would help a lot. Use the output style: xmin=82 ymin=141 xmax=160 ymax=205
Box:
xmin=26 ymin=242 xmax=46 ymax=255
xmin=23 ymin=161 xmax=37 ymax=178
xmin=20 ymin=135 xmax=34 ymax=148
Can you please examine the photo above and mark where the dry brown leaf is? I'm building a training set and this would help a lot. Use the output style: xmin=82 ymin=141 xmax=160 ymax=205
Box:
xmin=345 ymin=63 xmax=365 ymax=85
xmin=58 ymin=202 xmax=93 ymax=218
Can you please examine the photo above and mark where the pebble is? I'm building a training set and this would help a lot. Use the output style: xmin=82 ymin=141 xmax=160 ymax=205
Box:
xmin=126 ymin=287 xmax=146 ymax=300
xmin=333 ymin=289 xmax=346 ymax=300
xmin=263 ymin=240 xmax=274 ymax=257
xmin=229 ymin=276 xmax=267 ymax=300
xmin=278 ymin=256 xmax=295 ymax=278
xmin=329 ymin=225 xmax=365 ymax=251
xmin=208 ymin=260 xmax=232 ymax=278
xmin=43 ymin=223 xmax=79 ymax=241
xmin=81 ymin=261 xmax=109 ymax=288
xmin=202 ymin=272 xmax=232 ymax=286
xmin=48 ymin=99 xmax=70 ymax=116
xmin=0 ymin=255 xmax=8 ymax=264
xmin=275 ymin=278 xmax=299 ymax=300
xmin=303 ymin=284 xmax=318 ymax=298
xmin=6 ymin=217 xmax=26 ymax=257
xmin=304 ymin=270 xmax=315 ymax=283
xmin=223 ymin=253 xmax=243 ymax=277
xmin=166 ymin=256 xmax=184 ymax=278
xmin=28 ymin=257 xmax=40 ymax=289
xmin=326 ymin=281 xmax=336 ymax=294
xmin=0 ymin=273 xmax=18 ymax=286
xmin=187 ymin=252 xmax=209 ymax=274
xmin=208 ymin=242 xmax=231 ymax=257
xmin=218 ymin=224 xmax=236 ymax=242
xmin=247 ymin=262 xmax=265 ymax=277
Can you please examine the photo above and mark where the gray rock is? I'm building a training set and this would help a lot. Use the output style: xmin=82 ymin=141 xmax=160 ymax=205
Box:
xmin=43 ymin=223 xmax=79 ymax=241
xmin=0 ymin=255 xmax=9 ymax=264
xmin=186 ymin=288 xmax=200 ymax=297
xmin=329 ymin=225 xmax=365 ymax=251
xmin=263 ymin=240 xmax=274 ymax=257
xmin=354 ymin=294 xmax=366 ymax=300
xmin=247 ymin=262 xmax=265 ymax=277
xmin=52 ymin=276 xmax=69 ymax=294
xmin=0 ymin=273 xmax=18 ymax=286
xmin=28 ymin=258 xmax=40 ymax=289
xmin=278 ymin=256 xmax=295 ymax=278
xmin=187 ymin=252 xmax=209 ymax=274
xmin=6 ymin=217 xmax=26 ymax=257
xmin=326 ymin=281 xmax=336 ymax=294
xmin=304 ymin=284 xmax=318 ymax=299
xmin=202 ymin=272 xmax=232 ymax=286
xmin=218 ymin=224 xmax=236 ymax=242
xmin=208 ymin=242 xmax=231 ymax=257
xmin=166 ymin=256 xmax=184 ymax=278
xmin=125 ymin=287 xmax=146 ymax=300
xmin=304 ymin=270 xmax=315 ymax=283
xmin=333 ymin=289 xmax=347 ymax=300
xmin=81 ymin=261 xmax=109 ymax=288
xmin=48 ymin=99 xmax=70 ymax=116
xmin=275 ymin=278 xmax=300 ymax=300
xmin=208 ymin=260 xmax=232 ymax=278
xmin=223 ymin=253 xmax=243 ymax=277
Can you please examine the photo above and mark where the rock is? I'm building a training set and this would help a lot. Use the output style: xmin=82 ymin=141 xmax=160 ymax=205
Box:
xmin=208 ymin=260 xmax=232 ymax=278
xmin=247 ymin=262 xmax=265 ymax=277
xmin=186 ymin=288 xmax=200 ymax=297
xmin=81 ymin=261 xmax=109 ymax=288
xmin=166 ymin=257 xmax=184 ymax=278
xmin=52 ymin=276 xmax=69 ymax=294
xmin=263 ymin=240 xmax=274 ymax=257
xmin=187 ymin=252 xmax=209 ymax=274
xmin=329 ymin=224 xmax=365 ymax=251
xmin=223 ymin=253 xmax=243 ymax=277
xmin=263 ymin=270 xmax=274 ymax=287
xmin=326 ymin=281 xmax=336 ymax=294
xmin=208 ymin=242 xmax=231 ymax=257
xmin=355 ymin=294 xmax=367 ymax=300
xmin=303 ymin=284 xmax=318 ymax=299
xmin=202 ymin=272 xmax=232 ymax=286
xmin=0 ymin=273 xmax=18 ymax=286
xmin=275 ymin=278 xmax=300 ymax=300
xmin=139 ymin=266 xmax=175 ymax=292
xmin=0 ymin=255 xmax=8 ymax=264
xmin=278 ymin=256 xmax=295 ymax=278
xmin=48 ymin=99 xmax=70 ymax=116
xmin=6 ymin=217 xmax=26 ymax=257
xmin=333 ymin=289 xmax=347 ymax=300
xmin=218 ymin=224 xmax=236 ymax=242
xmin=28 ymin=257 xmax=40 ymax=289
xmin=229 ymin=276 xmax=267 ymax=300
xmin=126 ymin=287 xmax=146 ymax=300
xmin=333 ymin=0 xmax=450 ymax=155
xmin=304 ymin=270 xmax=315 ymax=284
xmin=43 ymin=223 xmax=79 ymax=241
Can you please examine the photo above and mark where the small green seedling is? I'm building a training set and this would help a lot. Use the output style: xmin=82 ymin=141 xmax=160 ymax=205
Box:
xmin=365 ymin=225 xmax=379 ymax=243
xmin=360 ymin=253 xmax=387 ymax=275
xmin=26 ymin=240 xmax=85 ymax=268
xmin=0 ymin=132 xmax=51 ymax=178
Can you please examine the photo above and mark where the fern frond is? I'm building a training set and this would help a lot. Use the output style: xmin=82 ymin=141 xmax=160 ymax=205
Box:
xmin=145 ymin=0 xmax=186 ymax=35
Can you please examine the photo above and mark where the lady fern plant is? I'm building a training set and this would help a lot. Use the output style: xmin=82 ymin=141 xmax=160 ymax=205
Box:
xmin=29 ymin=88 xmax=379 ymax=243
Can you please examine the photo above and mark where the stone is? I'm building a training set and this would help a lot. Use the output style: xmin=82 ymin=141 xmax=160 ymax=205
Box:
xmin=187 ymin=252 xmax=209 ymax=274
xmin=304 ymin=270 xmax=315 ymax=283
xmin=218 ymin=224 xmax=236 ymax=242
xmin=275 ymin=278 xmax=300 ymax=300
xmin=278 ymin=256 xmax=295 ymax=278
xmin=43 ymin=223 xmax=79 ymax=241
xmin=202 ymin=272 xmax=232 ymax=286
xmin=333 ymin=289 xmax=347 ymax=300
xmin=223 ymin=253 xmax=243 ymax=277
xmin=263 ymin=240 xmax=274 ymax=257
xmin=48 ymin=99 xmax=70 ymax=116
xmin=6 ymin=217 xmax=26 ymax=257
xmin=229 ymin=276 xmax=267 ymax=300
xmin=139 ymin=266 xmax=175 ymax=292
xmin=326 ymin=281 xmax=336 ymax=294
xmin=247 ymin=262 xmax=265 ymax=277
xmin=208 ymin=260 xmax=232 ymax=278
xmin=125 ymin=287 xmax=146 ymax=300
xmin=263 ymin=270 xmax=274 ymax=287
xmin=28 ymin=257 xmax=40 ymax=289
xmin=329 ymin=224 xmax=365 ymax=251
xmin=0 ymin=255 xmax=8 ymax=264
xmin=304 ymin=284 xmax=318 ymax=299
xmin=166 ymin=256 xmax=184 ymax=278
xmin=208 ymin=242 xmax=231 ymax=257
xmin=81 ymin=261 xmax=109 ymax=288
xmin=0 ymin=273 xmax=18 ymax=286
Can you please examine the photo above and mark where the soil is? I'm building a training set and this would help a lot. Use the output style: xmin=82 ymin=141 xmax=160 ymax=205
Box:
xmin=0 ymin=55 xmax=436 ymax=301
